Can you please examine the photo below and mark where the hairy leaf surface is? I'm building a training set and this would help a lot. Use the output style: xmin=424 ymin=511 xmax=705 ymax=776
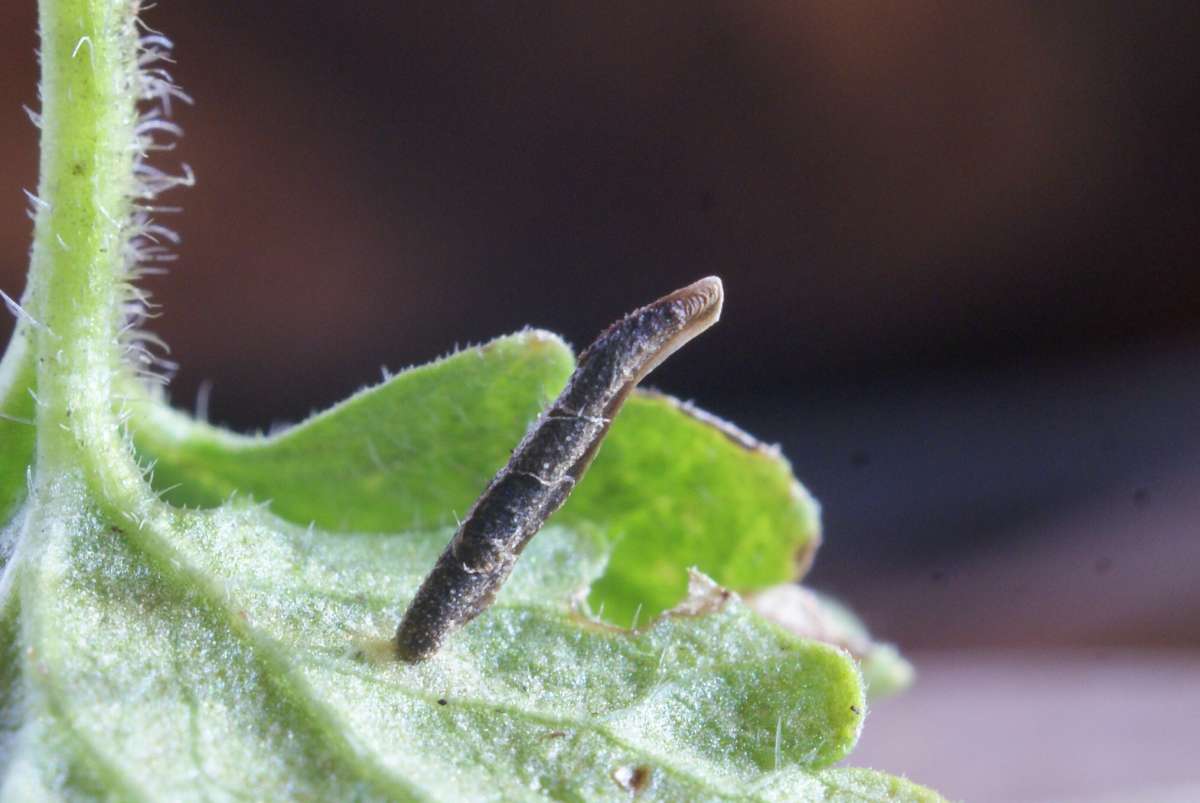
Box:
xmin=0 ymin=335 xmax=940 ymax=800
xmin=750 ymin=584 xmax=915 ymax=699
xmin=129 ymin=331 xmax=819 ymax=625
xmin=2 ymin=471 xmax=885 ymax=800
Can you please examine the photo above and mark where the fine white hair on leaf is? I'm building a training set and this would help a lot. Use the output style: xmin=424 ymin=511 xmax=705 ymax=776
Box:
xmin=134 ymin=117 xmax=183 ymax=139
xmin=112 ymin=7 xmax=195 ymax=394
xmin=137 ymin=45 xmax=176 ymax=67
xmin=135 ymin=330 xmax=171 ymax=354
xmin=0 ymin=289 xmax=45 ymax=331
xmin=138 ymin=34 xmax=175 ymax=51
xmin=132 ymin=163 xmax=195 ymax=198
xmin=71 ymin=36 xmax=93 ymax=61
xmin=365 ymin=438 xmax=387 ymax=473
xmin=135 ymin=14 xmax=166 ymax=36
xmin=137 ymin=139 xmax=178 ymax=154
xmin=96 ymin=202 xmax=121 ymax=229
xmin=140 ymin=223 xmax=182 ymax=244
xmin=774 ymin=716 xmax=783 ymax=771
xmin=22 ymin=189 xmax=50 ymax=210
xmin=194 ymin=380 xmax=213 ymax=421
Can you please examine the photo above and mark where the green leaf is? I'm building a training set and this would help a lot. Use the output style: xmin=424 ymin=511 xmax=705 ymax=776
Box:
xmin=130 ymin=337 xmax=819 ymax=626
xmin=744 ymin=767 xmax=944 ymax=802
xmin=565 ymin=392 xmax=820 ymax=627
xmin=131 ymin=329 xmax=576 ymax=532
xmin=0 ymin=322 xmax=36 ymax=524
xmin=3 ymin=472 xmax=878 ymax=800
xmin=810 ymin=769 xmax=945 ymax=802
xmin=749 ymin=585 xmax=915 ymax=699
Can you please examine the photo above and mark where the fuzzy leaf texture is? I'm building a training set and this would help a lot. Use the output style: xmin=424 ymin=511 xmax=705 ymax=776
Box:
xmin=128 ymin=332 xmax=821 ymax=628
xmin=0 ymin=0 xmax=942 ymax=799
xmin=1 ymin=330 xmax=937 ymax=800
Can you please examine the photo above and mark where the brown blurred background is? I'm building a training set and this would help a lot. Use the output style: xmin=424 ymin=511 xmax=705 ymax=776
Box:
xmin=2 ymin=3 xmax=1199 ymax=799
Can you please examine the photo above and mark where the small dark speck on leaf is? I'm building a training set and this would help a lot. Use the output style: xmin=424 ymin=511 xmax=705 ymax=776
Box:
xmin=850 ymin=449 xmax=871 ymax=469
xmin=850 ymin=705 xmax=861 ymax=715
xmin=1093 ymin=556 xmax=1113 ymax=575
xmin=612 ymin=765 xmax=652 ymax=795
xmin=437 ymin=698 xmax=447 ymax=706
xmin=1133 ymin=488 xmax=1150 ymax=509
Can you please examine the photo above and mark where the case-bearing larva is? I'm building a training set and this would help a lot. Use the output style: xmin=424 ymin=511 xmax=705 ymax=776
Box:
xmin=395 ymin=277 xmax=724 ymax=661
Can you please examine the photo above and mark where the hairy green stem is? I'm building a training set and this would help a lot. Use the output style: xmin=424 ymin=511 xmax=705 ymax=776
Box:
xmin=28 ymin=0 xmax=147 ymax=507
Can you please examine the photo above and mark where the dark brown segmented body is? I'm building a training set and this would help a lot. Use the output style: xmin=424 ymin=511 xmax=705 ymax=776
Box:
xmin=395 ymin=277 xmax=723 ymax=661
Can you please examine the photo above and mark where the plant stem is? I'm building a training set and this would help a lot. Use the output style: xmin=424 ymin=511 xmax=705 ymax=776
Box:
xmin=28 ymin=0 xmax=146 ymax=504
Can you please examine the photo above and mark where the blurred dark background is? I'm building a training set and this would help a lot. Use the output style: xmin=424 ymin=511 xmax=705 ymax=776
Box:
xmin=2 ymin=4 xmax=1199 ymax=797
